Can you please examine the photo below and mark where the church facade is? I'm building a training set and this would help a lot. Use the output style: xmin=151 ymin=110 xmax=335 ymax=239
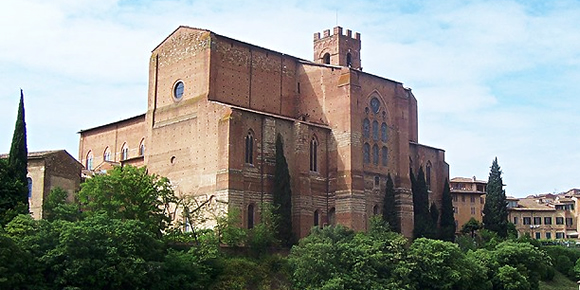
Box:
xmin=78 ymin=26 xmax=448 ymax=238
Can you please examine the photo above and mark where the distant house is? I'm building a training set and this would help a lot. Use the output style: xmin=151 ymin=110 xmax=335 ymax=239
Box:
xmin=1 ymin=150 xmax=83 ymax=219
xmin=450 ymin=176 xmax=487 ymax=231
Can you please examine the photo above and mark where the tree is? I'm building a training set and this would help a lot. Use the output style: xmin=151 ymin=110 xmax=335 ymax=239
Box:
xmin=0 ymin=159 xmax=27 ymax=225
xmin=439 ymin=179 xmax=456 ymax=241
xmin=42 ymin=187 xmax=81 ymax=222
xmin=77 ymin=165 xmax=177 ymax=236
xmin=482 ymin=158 xmax=508 ymax=237
xmin=272 ymin=134 xmax=293 ymax=247
xmin=8 ymin=90 xmax=28 ymax=189
xmin=382 ymin=173 xmax=399 ymax=232
xmin=461 ymin=217 xmax=482 ymax=238
xmin=412 ymin=167 xmax=435 ymax=239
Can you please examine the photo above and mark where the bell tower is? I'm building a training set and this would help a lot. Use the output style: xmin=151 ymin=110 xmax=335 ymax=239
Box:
xmin=313 ymin=26 xmax=361 ymax=70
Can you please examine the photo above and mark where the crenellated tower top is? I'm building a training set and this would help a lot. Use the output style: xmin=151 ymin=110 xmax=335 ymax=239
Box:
xmin=313 ymin=26 xmax=361 ymax=70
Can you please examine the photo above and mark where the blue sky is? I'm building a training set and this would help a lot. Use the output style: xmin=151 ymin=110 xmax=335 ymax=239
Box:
xmin=1 ymin=0 xmax=579 ymax=197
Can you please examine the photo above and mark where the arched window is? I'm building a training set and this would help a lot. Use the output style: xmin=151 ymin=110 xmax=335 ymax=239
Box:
xmin=372 ymin=144 xmax=379 ymax=165
xmin=381 ymin=123 xmax=388 ymax=142
xmin=310 ymin=136 xmax=318 ymax=172
xmin=382 ymin=146 xmax=388 ymax=166
xmin=346 ymin=53 xmax=352 ymax=67
xmin=247 ymin=204 xmax=255 ymax=229
xmin=86 ymin=151 xmax=93 ymax=170
xmin=121 ymin=143 xmax=129 ymax=161
xmin=363 ymin=118 xmax=370 ymax=139
xmin=328 ymin=207 xmax=336 ymax=225
xmin=245 ymin=131 xmax=254 ymax=164
xmin=426 ymin=162 xmax=432 ymax=191
xmin=323 ymin=53 xmax=330 ymax=64
xmin=363 ymin=143 xmax=370 ymax=164
xmin=139 ymin=139 xmax=145 ymax=156
xmin=372 ymin=120 xmax=379 ymax=141
xmin=27 ymin=177 xmax=32 ymax=198
xmin=373 ymin=204 xmax=379 ymax=216
xmin=314 ymin=210 xmax=320 ymax=227
xmin=103 ymin=147 xmax=111 ymax=162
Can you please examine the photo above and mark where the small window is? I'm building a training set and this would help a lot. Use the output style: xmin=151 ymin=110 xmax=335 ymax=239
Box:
xmin=426 ymin=162 xmax=432 ymax=190
xmin=470 ymin=196 xmax=475 ymax=203
xmin=248 ymin=204 xmax=255 ymax=229
xmin=372 ymin=144 xmax=379 ymax=165
xmin=566 ymin=218 xmax=573 ymax=226
xmin=346 ymin=52 xmax=352 ymax=67
xmin=381 ymin=146 xmax=388 ymax=166
xmin=363 ymin=118 xmax=370 ymax=139
xmin=523 ymin=217 xmax=531 ymax=225
xmin=323 ymin=53 xmax=330 ymax=64
xmin=363 ymin=143 xmax=370 ymax=164
xmin=139 ymin=139 xmax=145 ymax=156
xmin=310 ymin=137 xmax=318 ymax=172
xmin=535 ymin=232 xmax=541 ymax=240
xmin=513 ymin=217 xmax=518 ymax=224
xmin=121 ymin=143 xmax=129 ymax=161
xmin=174 ymin=81 xmax=184 ymax=99
xmin=546 ymin=232 xmax=552 ymax=239
xmin=86 ymin=151 xmax=93 ymax=170
xmin=544 ymin=217 xmax=552 ymax=225
xmin=103 ymin=147 xmax=111 ymax=161
xmin=381 ymin=123 xmax=388 ymax=142
xmin=314 ymin=210 xmax=320 ymax=227
xmin=533 ymin=217 xmax=541 ymax=225
xmin=328 ymin=207 xmax=336 ymax=225
xmin=370 ymin=97 xmax=380 ymax=114
xmin=556 ymin=232 xmax=565 ymax=239
xmin=245 ymin=131 xmax=254 ymax=164
xmin=373 ymin=204 xmax=379 ymax=215
xmin=372 ymin=120 xmax=379 ymax=141
xmin=556 ymin=217 xmax=564 ymax=225
xmin=27 ymin=177 xmax=32 ymax=198
xmin=470 ymin=207 xmax=475 ymax=215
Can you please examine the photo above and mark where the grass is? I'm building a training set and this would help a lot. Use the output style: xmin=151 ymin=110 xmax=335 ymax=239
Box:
xmin=540 ymin=270 xmax=578 ymax=290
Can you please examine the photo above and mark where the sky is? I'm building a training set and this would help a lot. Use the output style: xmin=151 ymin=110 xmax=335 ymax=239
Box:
xmin=1 ymin=0 xmax=579 ymax=197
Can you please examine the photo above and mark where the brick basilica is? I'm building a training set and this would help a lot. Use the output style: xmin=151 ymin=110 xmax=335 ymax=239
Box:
xmin=78 ymin=25 xmax=448 ymax=238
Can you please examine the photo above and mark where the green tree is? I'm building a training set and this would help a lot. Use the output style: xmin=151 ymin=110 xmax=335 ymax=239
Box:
xmin=439 ymin=179 xmax=455 ymax=241
xmin=272 ymin=134 xmax=293 ymax=247
xmin=412 ymin=167 xmax=436 ymax=239
xmin=0 ymin=159 xmax=27 ymax=225
xmin=8 ymin=90 xmax=28 ymax=197
xmin=382 ymin=173 xmax=399 ymax=232
xmin=42 ymin=187 xmax=80 ymax=222
xmin=77 ymin=165 xmax=177 ymax=236
xmin=461 ymin=217 xmax=482 ymax=238
xmin=482 ymin=157 xmax=508 ymax=237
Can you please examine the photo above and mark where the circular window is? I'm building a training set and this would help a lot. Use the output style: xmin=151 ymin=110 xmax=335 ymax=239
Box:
xmin=370 ymin=97 xmax=380 ymax=114
xmin=173 ymin=81 xmax=184 ymax=99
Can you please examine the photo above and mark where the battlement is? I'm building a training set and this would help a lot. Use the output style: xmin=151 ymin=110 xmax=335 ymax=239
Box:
xmin=313 ymin=26 xmax=361 ymax=41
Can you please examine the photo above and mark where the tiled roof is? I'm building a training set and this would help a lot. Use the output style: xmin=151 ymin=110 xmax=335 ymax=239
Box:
xmin=450 ymin=177 xmax=487 ymax=184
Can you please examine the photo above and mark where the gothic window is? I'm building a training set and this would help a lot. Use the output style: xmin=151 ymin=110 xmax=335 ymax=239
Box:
xmin=346 ymin=53 xmax=352 ymax=67
xmin=381 ymin=122 xmax=388 ymax=142
xmin=363 ymin=143 xmax=370 ymax=164
xmin=86 ymin=151 xmax=93 ymax=170
xmin=248 ymin=204 xmax=255 ymax=229
xmin=310 ymin=136 xmax=318 ymax=172
xmin=373 ymin=204 xmax=379 ymax=216
xmin=372 ymin=120 xmax=379 ymax=141
xmin=372 ymin=144 xmax=379 ymax=165
xmin=103 ymin=147 xmax=111 ymax=161
xmin=245 ymin=131 xmax=254 ymax=164
xmin=370 ymin=97 xmax=380 ymax=114
xmin=363 ymin=118 xmax=370 ymax=139
xmin=426 ymin=161 xmax=432 ymax=190
xmin=139 ymin=139 xmax=145 ymax=156
xmin=382 ymin=146 xmax=388 ymax=166
xmin=314 ymin=210 xmax=320 ymax=227
xmin=121 ymin=143 xmax=129 ymax=161
xmin=323 ymin=53 xmax=330 ymax=64
xmin=329 ymin=207 xmax=336 ymax=225
xmin=27 ymin=177 xmax=32 ymax=198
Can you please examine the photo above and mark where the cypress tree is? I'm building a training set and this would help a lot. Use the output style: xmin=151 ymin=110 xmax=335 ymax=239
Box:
xmin=382 ymin=173 xmax=399 ymax=232
xmin=412 ymin=167 xmax=431 ymax=239
xmin=8 ymin=89 xmax=28 ymax=186
xmin=439 ymin=179 xmax=456 ymax=241
xmin=482 ymin=157 xmax=508 ymax=237
xmin=272 ymin=134 xmax=293 ymax=246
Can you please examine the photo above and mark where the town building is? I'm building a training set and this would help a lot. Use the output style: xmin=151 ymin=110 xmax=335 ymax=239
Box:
xmin=78 ymin=26 xmax=449 ymax=238
xmin=1 ymin=150 xmax=83 ymax=219
xmin=450 ymin=176 xmax=486 ymax=231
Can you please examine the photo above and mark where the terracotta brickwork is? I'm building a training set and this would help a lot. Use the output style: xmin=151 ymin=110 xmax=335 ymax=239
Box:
xmin=79 ymin=25 xmax=449 ymax=238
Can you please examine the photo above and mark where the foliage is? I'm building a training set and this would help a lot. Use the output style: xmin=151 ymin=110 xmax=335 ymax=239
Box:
xmin=272 ymin=134 xmax=294 ymax=247
xmin=216 ymin=207 xmax=247 ymax=247
xmin=412 ymin=167 xmax=437 ymax=239
xmin=543 ymin=245 xmax=580 ymax=280
xmin=461 ymin=217 xmax=482 ymax=238
xmin=7 ymin=90 xmax=29 ymax=215
xmin=0 ymin=159 xmax=28 ymax=225
xmin=482 ymin=157 xmax=508 ymax=237
xmin=289 ymin=220 xmax=413 ymax=290
xmin=77 ymin=165 xmax=177 ymax=235
xmin=439 ymin=179 xmax=455 ymax=242
xmin=382 ymin=173 xmax=399 ymax=233
xmin=0 ymin=230 xmax=37 ymax=289
xmin=246 ymin=203 xmax=279 ymax=257
xmin=43 ymin=187 xmax=81 ymax=222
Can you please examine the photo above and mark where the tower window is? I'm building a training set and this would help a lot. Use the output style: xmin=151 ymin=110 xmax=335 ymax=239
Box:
xmin=323 ymin=53 xmax=330 ymax=64
xmin=245 ymin=131 xmax=254 ymax=164
xmin=310 ymin=137 xmax=318 ymax=172
xmin=346 ymin=52 xmax=352 ymax=67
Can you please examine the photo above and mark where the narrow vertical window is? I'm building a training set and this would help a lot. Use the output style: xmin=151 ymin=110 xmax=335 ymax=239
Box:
xmin=346 ymin=53 xmax=352 ymax=67
xmin=314 ymin=210 xmax=320 ymax=227
xmin=373 ymin=204 xmax=379 ymax=216
xmin=310 ymin=137 xmax=318 ymax=172
xmin=372 ymin=144 xmax=379 ymax=165
xmin=86 ymin=151 xmax=93 ymax=170
xmin=363 ymin=143 xmax=370 ymax=164
xmin=328 ymin=207 xmax=336 ymax=225
xmin=372 ymin=120 xmax=379 ymax=141
xmin=363 ymin=118 xmax=370 ymax=139
xmin=103 ymin=147 xmax=111 ymax=161
xmin=381 ymin=146 xmax=388 ymax=166
xmin=381 ymin=122 xmax=388 ymax=142
xmin=248 ymin=204 xmax=255 ymax=229
xmin=323 ymin=53 xmax=330 ymax=64
xmin=245 ymin=131 xmax=254 ymax=164
xmin=27 ymin=177 xmax=32 ymax=198
xmin=121 ymin=143 xmax=129 ymax=161
xmin=139 ymin=139 xmax=145 ymax=156
xmin=426 ymin=162 xmax=432 ymax=190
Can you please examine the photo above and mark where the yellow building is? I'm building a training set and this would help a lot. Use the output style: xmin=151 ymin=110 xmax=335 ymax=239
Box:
xmin=450 ymin=176 xmax=486 ymax=231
